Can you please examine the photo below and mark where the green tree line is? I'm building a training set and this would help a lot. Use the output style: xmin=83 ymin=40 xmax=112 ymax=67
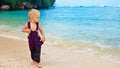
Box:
xmin=0 ymin=0 xmax=55 ymax=9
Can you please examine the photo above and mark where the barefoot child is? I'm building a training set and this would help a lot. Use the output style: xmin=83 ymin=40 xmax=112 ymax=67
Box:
xmin=22 ymin=9 xmax=45 ymax=68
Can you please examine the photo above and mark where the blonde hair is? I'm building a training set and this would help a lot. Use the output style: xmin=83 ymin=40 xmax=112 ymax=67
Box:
xmin=28 ymin=9 xmax=40 ymax=22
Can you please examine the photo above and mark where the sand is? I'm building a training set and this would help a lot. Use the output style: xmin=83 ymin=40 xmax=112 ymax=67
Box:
xmin=0 ymin=36 xmax=120 ymax=68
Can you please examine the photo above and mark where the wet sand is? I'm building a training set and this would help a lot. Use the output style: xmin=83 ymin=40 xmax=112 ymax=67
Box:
xmin=0 ymin=36 xmax=120 ymax=68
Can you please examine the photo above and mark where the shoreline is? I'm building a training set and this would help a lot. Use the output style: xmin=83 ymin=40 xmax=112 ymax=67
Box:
xmin=0 ymin=36 xmax=120 ymax=68
xmin=0 ymin=33 xmax=120 ymax=63
xmin=0 ymin=32 xmax=120 ymax=53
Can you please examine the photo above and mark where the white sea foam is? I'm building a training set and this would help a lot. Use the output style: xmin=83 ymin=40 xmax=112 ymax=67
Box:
xmin=80 ymin=48 xmax=97 ymax=55
xmin=45 ymin=40 xmax=63 ymax=46
xmin=0 ymin=25 xmax=10 ymax=29
xmin=0 ymin=33 xmax=26 ymax=41
xmin=94 ymin=43 xmax=112 ymax=50
xmin=100 ymin=55 xmax=120 ymax=63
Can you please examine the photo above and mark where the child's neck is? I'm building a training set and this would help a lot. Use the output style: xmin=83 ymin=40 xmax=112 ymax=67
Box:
xmin=30 ymin=21 xmax=36 ymax=24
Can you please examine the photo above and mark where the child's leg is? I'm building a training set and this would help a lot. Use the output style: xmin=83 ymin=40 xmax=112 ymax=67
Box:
xmin=33 ymin=45 xmax=42 ymax=67
xmin=30 ymin=49 xmax=36 ymax=61
xmin=34 ymin=38 xmax=43 ymax=63
xmin=28 ymin=39 xmax=36 ymax=61
xmin=34 ymin=45 xmax=41 ymax=63
xmin=33 ymin=37 xmax=43 ymax=68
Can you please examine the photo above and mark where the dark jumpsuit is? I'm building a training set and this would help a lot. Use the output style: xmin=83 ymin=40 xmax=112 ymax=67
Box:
xmin=27 ymin=22 xmax=43 ymax=63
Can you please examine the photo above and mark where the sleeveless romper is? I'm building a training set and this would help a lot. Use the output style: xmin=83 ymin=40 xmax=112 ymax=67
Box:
xmin=28 ymin=21 xmax=43 ymax=63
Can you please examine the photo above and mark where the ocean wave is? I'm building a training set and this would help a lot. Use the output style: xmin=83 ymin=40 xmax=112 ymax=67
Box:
xmin=100 ymin=55 xmax=120 ymax=63
xmin=0 ymin=33 xmax=26 ymax=41
xmin=45 ymin=41 xmax=63 ymax=46
xmin=80 ymin=48 xmax=98 ymax=55
xmin=94 ymin=43 xmax=112 ymax=50
xmin=0 ymin=25 xmax=10 ymax=29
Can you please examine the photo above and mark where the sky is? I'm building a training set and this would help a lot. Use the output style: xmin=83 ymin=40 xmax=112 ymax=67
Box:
xmin=56 ymin=0 xmax=120 ymax=6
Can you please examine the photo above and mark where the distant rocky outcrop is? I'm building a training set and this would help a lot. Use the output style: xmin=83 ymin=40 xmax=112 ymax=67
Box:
xmin=0 ymin=0 xmax=56 ymax=10
xmin=0 ymin=5 xmax=10 ymax=10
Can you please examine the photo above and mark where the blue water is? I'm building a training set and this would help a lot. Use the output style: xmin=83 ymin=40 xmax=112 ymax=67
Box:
xmin=0 ymin=7 xmax=120 ymax=50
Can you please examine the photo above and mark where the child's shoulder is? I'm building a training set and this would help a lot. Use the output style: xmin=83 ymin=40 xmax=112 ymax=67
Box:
xmin=24 ymin=21 xmax=30 ymax=27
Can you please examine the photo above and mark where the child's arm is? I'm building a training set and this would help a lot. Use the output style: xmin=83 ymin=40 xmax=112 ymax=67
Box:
xmin=38 ymin=24 xmax=45 ymax=42
xmin=22 ymin=23 xmax=31 ymax=34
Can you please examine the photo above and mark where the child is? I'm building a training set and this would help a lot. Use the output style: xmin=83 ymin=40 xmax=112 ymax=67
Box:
xmin=22 ymin=9 xmax=45 ymax=68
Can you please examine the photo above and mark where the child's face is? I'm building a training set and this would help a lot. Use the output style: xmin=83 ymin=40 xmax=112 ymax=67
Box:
xmin=28 ymin=9 xmax=40 ymax=23
xmin=33 ymin=13 xmax=40 ymax=23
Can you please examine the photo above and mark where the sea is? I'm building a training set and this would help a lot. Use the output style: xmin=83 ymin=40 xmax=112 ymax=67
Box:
xmin=0 ymin=6 xmax=120 ymax=63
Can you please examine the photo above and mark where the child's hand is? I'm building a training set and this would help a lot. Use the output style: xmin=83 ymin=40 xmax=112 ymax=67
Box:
xmin=22 ymin=23 xmax=31 ymax=34
xmin=41 ymin=36 xmax=45 ymax=42
xmin=26 ymin=28 xmax=31 ymax=34
xmin=38 ymin=23 xmax=45 ymax=43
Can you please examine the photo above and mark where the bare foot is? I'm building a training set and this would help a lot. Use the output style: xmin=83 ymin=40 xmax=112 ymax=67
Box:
xmin=31 ymin=61 xmax=36 ymax=65
xmin=36 ymin=63 xmax=42 ymax=68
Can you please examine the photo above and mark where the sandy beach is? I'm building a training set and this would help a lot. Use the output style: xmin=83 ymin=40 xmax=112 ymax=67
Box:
xmin=0 ymin=36 xmax=120 ymax=68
